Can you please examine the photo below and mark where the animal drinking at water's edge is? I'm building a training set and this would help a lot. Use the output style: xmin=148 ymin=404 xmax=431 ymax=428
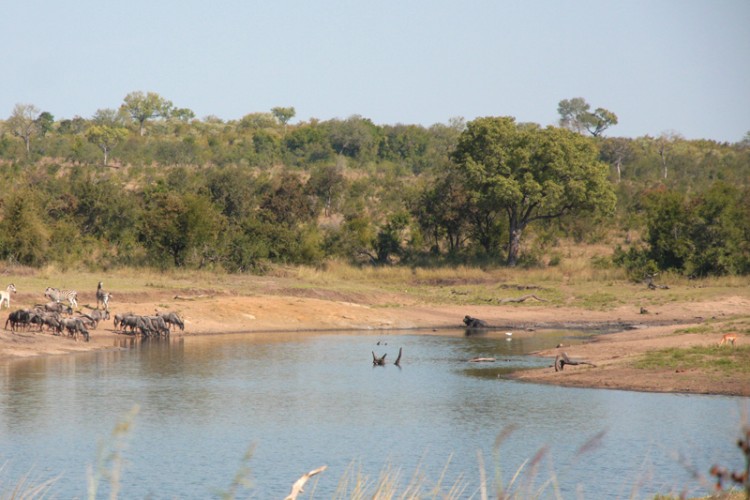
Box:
xmin=718 ymin=333 xmax=738 ymax=347
xmin=0 ymin=284 xmax=16 ymax=309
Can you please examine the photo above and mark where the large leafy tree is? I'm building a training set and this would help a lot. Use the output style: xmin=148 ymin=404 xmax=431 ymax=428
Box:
xmin=139 ymin=191 xmax=224 ymax=268
xmin=121 ymin=91 xmax=173 ymax=136
xmin=451 ymin=117 xmax=616 ymax=266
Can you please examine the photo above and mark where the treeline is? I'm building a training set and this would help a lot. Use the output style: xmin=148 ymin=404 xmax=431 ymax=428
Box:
xmin=1 ymin=95 xmax=749 ymax=277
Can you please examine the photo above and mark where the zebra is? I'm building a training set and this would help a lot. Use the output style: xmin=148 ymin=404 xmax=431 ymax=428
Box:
xmin=45 ymin=287 xmax=78 ymax=310
xmin=0 ymin=284 xmax=16 ymax=309
xmin=96 ymin=281 xmax=111 ymax=310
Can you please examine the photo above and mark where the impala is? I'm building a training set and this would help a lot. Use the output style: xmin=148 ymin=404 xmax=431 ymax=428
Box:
xmin=718 ymin=333 xmax=738 ymax=347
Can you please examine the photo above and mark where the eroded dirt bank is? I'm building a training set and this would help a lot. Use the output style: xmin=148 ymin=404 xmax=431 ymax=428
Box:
xmin=1 ymin=289 xmax=748 ymax=396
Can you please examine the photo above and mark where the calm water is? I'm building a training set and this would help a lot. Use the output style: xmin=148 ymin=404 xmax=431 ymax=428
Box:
xmin=0 ymin=330 xmax=747 ymax=499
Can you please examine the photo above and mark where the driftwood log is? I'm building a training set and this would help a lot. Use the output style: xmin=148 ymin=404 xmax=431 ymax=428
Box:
xmin=468 ymin=357 xmax=496 ymax=363
xmin=554 ymin=352 xmax=597 ymax=372
xmin=284 ymin=465 xmax=327 ymax=500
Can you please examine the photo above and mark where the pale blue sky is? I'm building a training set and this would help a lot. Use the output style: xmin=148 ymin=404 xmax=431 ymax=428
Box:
xmin=2 ymin=1 xmax=748 ymax=142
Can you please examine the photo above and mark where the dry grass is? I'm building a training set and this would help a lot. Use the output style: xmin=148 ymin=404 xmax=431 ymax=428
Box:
xmin=2 ymin=259 xmax=750 ymax=314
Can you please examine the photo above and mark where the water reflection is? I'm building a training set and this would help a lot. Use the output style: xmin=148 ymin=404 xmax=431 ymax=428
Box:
xmin=0 ymin=330 xmax=746 ymax=499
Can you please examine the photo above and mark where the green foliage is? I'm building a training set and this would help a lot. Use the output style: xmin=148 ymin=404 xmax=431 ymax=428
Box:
xmin=139 ymin=191 xmax=225 ymax=268
xmin=617 ymin=183 xmax=750 ymax=277
xmin=450 ymin=116 xmax=616 ymax=265
xmin=0 ymin=188 xmax=50 ymax=266
xmin=120 ymin=91 xmax=173 ymax=136
xmin=1 ymin=96 xmax=748 ymax=274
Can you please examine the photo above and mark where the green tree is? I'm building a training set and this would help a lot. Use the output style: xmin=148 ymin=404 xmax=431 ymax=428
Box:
xmin=5 ymin=103 xmax=40 ymax=156
xmin=259 ymin=172 xmax=315 ymax=225
xmin=0 ymin=189 xmax=50 ymax=266
xmin=121 ymin=91 xmax=173 ymax=136
xmin=412 ymin=171 xmax=471 ymax=255
xmin=642 ymin=189 xmax=692 ymax=271
xmin=324 ymin=115 xmax=379 ymax=160
xmin=686 ymin=183 xmax=749 ymax=276
xmin=599 ymin=137 xmax=634 ymax=183
xmin=371 ymin=212 xmax=410 ymax=264
xmin=139 ymin=192 xmax=224 ymax=268
xmin=451 ymin=117 xmax=616 ymax=266
xmin=558 ymin=97 xmax=618 ymax=137
xmin=35 ymin=111 xmax=55 ymax=137
xmin=306 ymin=164 xmax=346 ymax=216
xmin=271 ymin=106 xmax=296 ymax=134
xmin=85 ymin=125 xmax=129 ymax=166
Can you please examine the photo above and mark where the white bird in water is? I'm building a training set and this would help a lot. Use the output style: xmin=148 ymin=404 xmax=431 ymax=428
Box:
xmin=505 ymin=332 xmax=513 ymax=336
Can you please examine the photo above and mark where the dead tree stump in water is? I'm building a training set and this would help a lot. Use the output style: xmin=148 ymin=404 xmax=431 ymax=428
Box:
xmin=372 ymin=351 xmax=387 ymax=366
xmin=373 ymin=347 xmax=403 ymax=366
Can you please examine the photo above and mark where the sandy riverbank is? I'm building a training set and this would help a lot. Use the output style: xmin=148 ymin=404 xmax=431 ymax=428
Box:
xmin=1 ymin=288 xmax=748 ymax=397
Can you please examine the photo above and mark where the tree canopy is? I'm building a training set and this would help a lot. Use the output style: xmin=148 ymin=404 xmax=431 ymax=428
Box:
xmin=451 ymin=117 xmax=616 ymax=265
xmin=0 ymin=94 xmax=748 ymax=277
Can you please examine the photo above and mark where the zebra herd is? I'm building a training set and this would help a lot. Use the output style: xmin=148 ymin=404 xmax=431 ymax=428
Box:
xmin=3 ymin=281 xmax=185 ymax=341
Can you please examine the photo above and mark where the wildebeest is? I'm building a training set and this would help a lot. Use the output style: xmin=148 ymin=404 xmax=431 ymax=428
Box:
xmin=37 ymin=301 xmax=73 ymax=315
xmin=5 ymin=309 xmax=31 ymax=332
xmin=81 ymin=309 xmax=110 ymax=329
xmin=60 ymin=317 xmax=89 ymax=342
xmin=156 ymin=311 xmax=184 ymax=331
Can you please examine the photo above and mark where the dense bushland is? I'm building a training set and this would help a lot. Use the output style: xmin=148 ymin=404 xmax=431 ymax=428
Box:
xmin=1 ymin=97 xmax=749 ymax=276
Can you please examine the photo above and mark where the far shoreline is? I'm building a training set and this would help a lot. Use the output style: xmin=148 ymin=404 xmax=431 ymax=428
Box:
xmin=2 ymin=289 xmax=748 ymax=397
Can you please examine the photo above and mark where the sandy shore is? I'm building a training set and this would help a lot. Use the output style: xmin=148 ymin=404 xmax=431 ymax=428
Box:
xmin=2 ymin=288 xmax=748 ymax=397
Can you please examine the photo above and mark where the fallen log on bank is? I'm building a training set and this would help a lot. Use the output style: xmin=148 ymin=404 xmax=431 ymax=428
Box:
xmin=555 ymin=352 xmax=597 ymax=372
xmin=498 ymin=294 xmax=548 ymax=304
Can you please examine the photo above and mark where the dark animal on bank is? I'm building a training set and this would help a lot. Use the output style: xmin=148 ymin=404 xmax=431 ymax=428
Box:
xmin=5 ymin=309 xmax=31 ymax=332
xmin=37 ymin=301 xmax=73 ymax=315
xmin=35 ymin=312 xmax=64 ymax=335
xmin=81 ymin=309 xmax=111 ymax=329
xmin=60 ymin=317 xmax=90 ymax=342
xmin=113 ymin=312 xmax=135 ymax=330
xmin=463 ymin=315 xmax=489 ymax=329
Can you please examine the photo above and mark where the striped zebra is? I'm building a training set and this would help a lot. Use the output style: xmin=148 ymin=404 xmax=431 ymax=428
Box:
xmin=45 ymin=287 xmax=78 ymax=310
xmin=96 ymin=281 xmax=111 ymax=310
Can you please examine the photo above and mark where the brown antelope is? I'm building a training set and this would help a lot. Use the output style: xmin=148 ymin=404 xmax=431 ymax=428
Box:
xmin=718 ymin=333 xmax=738 ymax=347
